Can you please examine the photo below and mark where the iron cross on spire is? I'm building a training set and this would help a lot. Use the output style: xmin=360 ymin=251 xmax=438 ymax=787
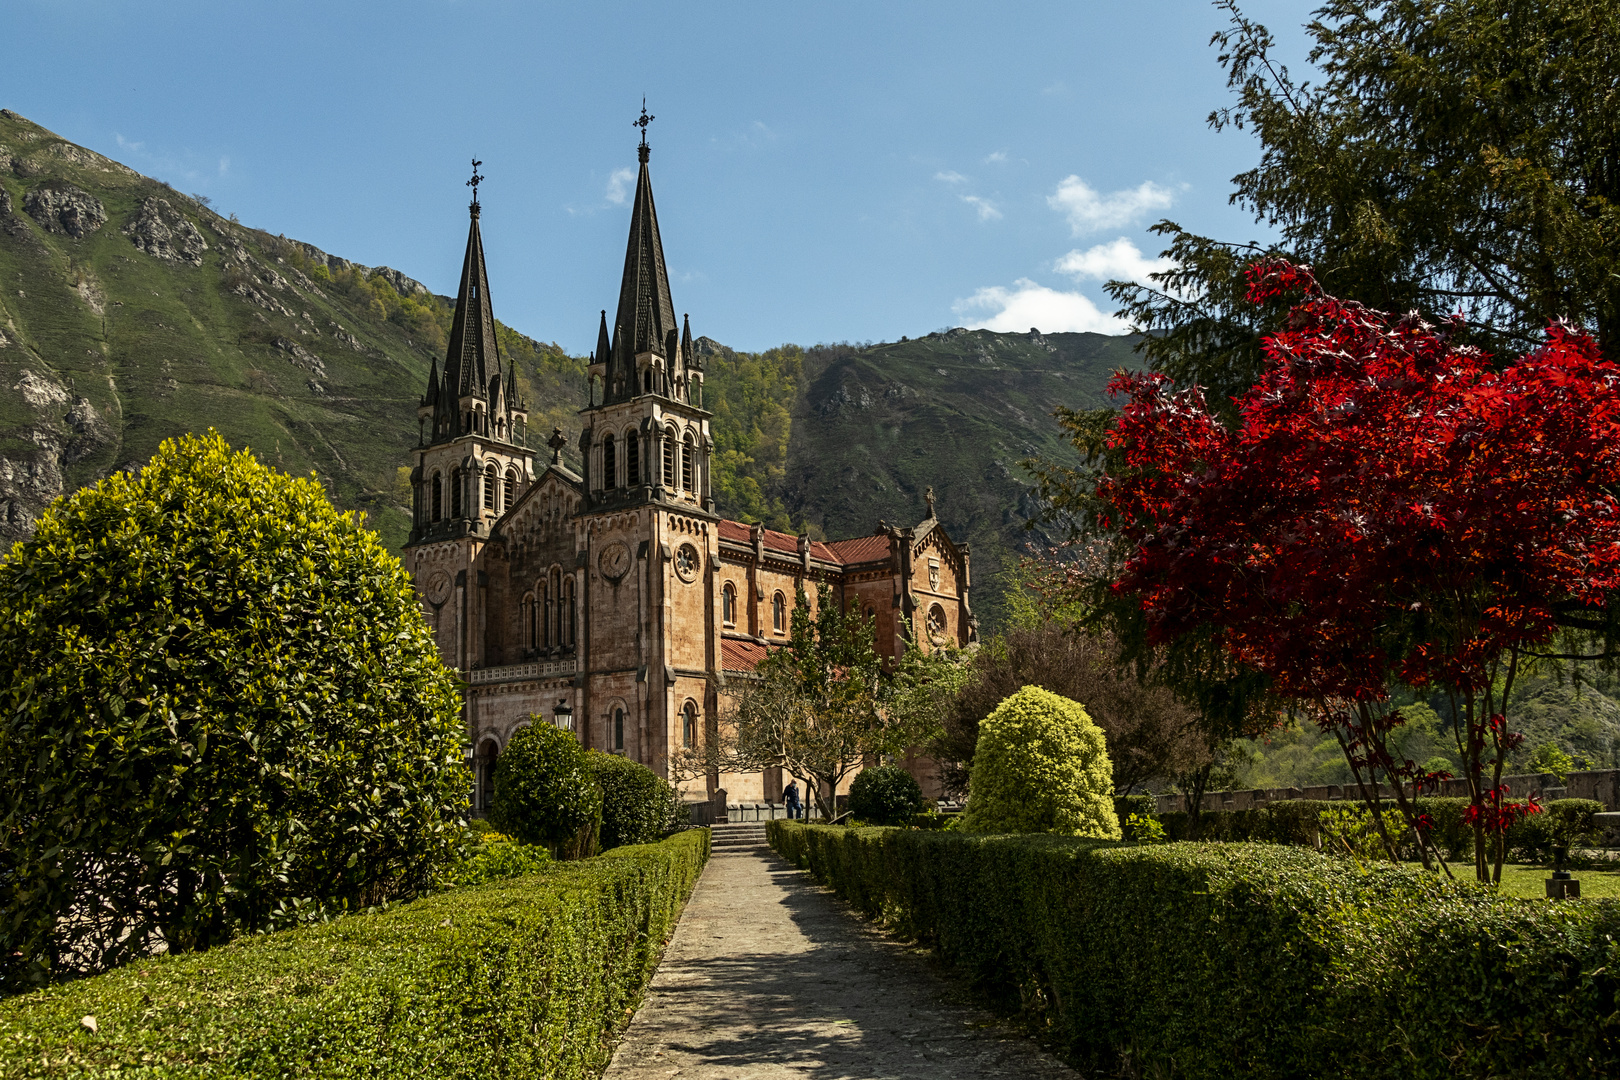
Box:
xmin=634 ymin=99 xmax=655 ymax=161
xmin=467 ymin=158 xmax=484 ymax=212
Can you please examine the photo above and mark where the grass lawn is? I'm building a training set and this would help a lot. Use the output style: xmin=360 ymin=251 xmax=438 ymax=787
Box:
xmin=1440 ymin=862 xmax=1620 ymax=899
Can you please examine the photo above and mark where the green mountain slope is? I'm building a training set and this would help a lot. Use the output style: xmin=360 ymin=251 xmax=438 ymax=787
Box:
xmin=0 ymin=109 xmax=584 ymax=551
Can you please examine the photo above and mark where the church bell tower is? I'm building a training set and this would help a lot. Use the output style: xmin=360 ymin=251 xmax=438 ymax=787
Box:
xmin=406 ymin=160 xmax=535 ymax=547
xmin=579 ymin=107 xmax=713 ymax=513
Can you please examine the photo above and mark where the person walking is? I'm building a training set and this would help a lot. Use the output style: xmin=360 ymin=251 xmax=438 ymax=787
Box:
xmin=783 ymin=779 xmax=802 ymax=820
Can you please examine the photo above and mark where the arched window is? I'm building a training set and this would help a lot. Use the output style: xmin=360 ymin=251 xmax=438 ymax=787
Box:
xmin=484 ymin=463 xmax=498 ymax=511
xmin=681 ymin=434 xmax=694 ymax=491
xmin=643 ymin=369 xmax=652 ymax=394
xmin=523 ymin=592 xmax=536 ymax=650
xmin=722 ymin=583 xmax=736 ymax=626
xmin=626 ymin=432 xmax=639 ymax=486
xmin=451 ymin=468 xmax=463 ymax=517
xmin=431 ymin=472 xmax=442 ymax=521
xmin=682 ymin=701 xmax=698 ymax=749
xmin=562 ymin=576 xmax=576 ymax=648
xmin=548 ymin=568 xmax=562 ymax=648
xmin=662 ymin=431 xmax=675 ymax=488
xmin=504 ymin=468 xmax=516 ymax=508
xmin=772 ymin=592 xmax=786 ymax=634
xmin=603 ymin=434 xmax=617 ymax=490
xmin=614 ymin=707 xmax=625 ymax=752
xmin=537 ymin=580 xmax=550 ymax=648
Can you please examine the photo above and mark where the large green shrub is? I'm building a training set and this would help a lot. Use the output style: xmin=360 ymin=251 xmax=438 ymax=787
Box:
xmin=849 ymin=764 xmax=924 ymax=825
xmin=492 ymin=723 xmax=603 ymax=858
xmin=0 ymin=432 xmax=466 ymax=992
xmin=960 ymin=686 xmax=1120 ymax=838
xmin=0 ymin=831 xmax=709 ymax=1077
xmin=769 ymin=822 xmax=1620 ymax=1079
xmin=586 ymin=751 xmax=678 ymax=850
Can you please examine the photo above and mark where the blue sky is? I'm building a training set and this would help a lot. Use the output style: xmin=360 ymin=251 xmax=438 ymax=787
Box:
xmin=2 ymin=1 xmax=1314 ymax=353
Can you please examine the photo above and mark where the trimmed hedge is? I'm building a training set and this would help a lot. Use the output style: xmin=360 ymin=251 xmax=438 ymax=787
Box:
xmin=768 ymin=821 xmax=1620 ymax=1079
xmin=1158 ymin=797 xmax=1604 ymax=864
xmin=0 ymin=829 xmax=708 ymax=1078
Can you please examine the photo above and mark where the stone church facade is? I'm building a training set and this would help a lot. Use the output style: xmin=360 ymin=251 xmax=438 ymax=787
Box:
xmin=402 ymin=136 xmax=975 ymax=810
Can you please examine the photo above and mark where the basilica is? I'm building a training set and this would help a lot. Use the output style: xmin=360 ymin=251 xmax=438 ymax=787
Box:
xmin=403 ymin=129 xmax=975 ymax=810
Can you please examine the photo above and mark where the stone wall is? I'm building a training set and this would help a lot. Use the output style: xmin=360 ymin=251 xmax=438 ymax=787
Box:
xmin=1154 ymin=768 xmax=1620 ymax=815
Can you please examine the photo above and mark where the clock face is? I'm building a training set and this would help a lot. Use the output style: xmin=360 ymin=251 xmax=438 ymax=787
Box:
xmin=674 ymin=542 xmax=700 ymax=582
xmin=424 ymin=570 xmax=452 ymax=606
xmin=598 ymin=541 xmax=630 ymax=581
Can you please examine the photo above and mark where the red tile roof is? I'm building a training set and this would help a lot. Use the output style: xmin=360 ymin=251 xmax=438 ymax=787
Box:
xmin=822 ymin=534 xmax=892 ymax=565
xmin=717 ymin=519 xmax=892 ymax=567
xmin=722 ymin=637 xmax=772 ymax=673
xmin=717 ymin=519 xmax=752 ymax=544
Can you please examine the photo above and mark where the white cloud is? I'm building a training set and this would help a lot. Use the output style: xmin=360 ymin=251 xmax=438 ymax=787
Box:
xmin=983 ymin=149 xmax=1008 ymax=164
xmin=953 ymin=279 xmax=1126 ymax=334
xmin=605 ymin=167 xmax=635 ymax=206
xmin=1048 ymin=176 xmax=1174 ymax=235
xmin=1054 ymin=237 xmax=1174 ymax=284
xmin=960 ymin=195 xmax=1002 ymax=221
xmin=934 ymin=170 xmax=969 ymax=185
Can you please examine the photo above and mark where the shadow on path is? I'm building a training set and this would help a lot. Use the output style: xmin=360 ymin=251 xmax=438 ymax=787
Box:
xmin=604 ymin=845 xmax=1076 ymax=1080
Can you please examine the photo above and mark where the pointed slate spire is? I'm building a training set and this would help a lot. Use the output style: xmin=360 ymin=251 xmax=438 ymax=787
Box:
xmin=607 ymin=142 xmax=677 ymax=402
xmin=681 ymin=313 xmax=697 ymax=370
xmin=444 ymin=205 xmax=500 ymax=402
xmin=423 ymin=355 xmax=440 ymax=406
xmin=430 ymin=165 xmax=506 ymax=444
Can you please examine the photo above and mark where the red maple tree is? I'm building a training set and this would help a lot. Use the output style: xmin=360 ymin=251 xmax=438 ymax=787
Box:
xmin=1096 ymin=261 xmax=1620 ymax=883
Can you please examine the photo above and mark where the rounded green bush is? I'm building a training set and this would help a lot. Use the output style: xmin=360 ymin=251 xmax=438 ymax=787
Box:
xmin=586 ymin=751 xmax=678 ymax=850
xmin=0 ymin=431 xmax=467 ymax=991
xmin=960 ymin=685 xmax=1120 ymax=838
xmin=848 ymin=764 xmax=925 ymax=825
xmin=491 ymin=723 xmax=603 ymax=858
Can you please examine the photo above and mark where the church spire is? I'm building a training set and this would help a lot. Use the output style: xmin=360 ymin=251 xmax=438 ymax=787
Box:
xmin=430 ymin=159 xmax=506 ymax=444
xmin=607 ymin=105 xmax=677 ymax=403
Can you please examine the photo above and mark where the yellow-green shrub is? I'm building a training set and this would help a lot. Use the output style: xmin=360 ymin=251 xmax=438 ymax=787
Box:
xmin=959 ymin=686 xmax=1120 ymax=838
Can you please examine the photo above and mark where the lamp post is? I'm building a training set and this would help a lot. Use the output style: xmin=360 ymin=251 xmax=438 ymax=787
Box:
xmin=553 ymin=697 xmax=574 ymax=732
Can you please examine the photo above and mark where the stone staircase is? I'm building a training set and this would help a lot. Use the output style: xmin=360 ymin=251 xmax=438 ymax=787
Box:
xmin=709 ymin=821 xmax=769 ymax=855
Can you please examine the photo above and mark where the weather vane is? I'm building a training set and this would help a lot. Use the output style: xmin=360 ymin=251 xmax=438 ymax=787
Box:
xmin=467 ymin=157 xmax=484 ymax=207
xmin=634 ymin=98 xmax=655 ymax=150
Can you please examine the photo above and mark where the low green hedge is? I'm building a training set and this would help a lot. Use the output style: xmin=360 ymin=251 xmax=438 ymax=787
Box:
xmin=0 ymin=829 xmax=709 ymax=1078
xmin=1158 ymin=797 xmax=1604 ymax=864
xmin=768 ymin=821 xmax=1620 ymax=1079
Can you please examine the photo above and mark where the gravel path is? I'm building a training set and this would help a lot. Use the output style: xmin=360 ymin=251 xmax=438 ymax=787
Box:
xmin=603 ymin=829 xmax=1078 ymax=1080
